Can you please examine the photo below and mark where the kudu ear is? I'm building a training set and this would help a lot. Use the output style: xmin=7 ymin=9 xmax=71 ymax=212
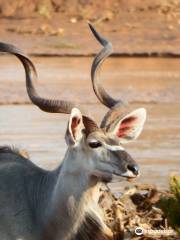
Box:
xmin=65 ymin=108 xmax=84 ymax=146
xmin=107 ymin=108 xmax=146 ymax=144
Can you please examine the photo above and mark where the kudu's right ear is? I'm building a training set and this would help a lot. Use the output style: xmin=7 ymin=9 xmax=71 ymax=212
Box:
xmin=65 ymin=108 xmax=84 ymax=146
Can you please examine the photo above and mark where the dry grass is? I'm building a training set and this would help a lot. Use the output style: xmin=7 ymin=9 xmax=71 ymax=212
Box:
xmin=99 ymin=176 xmax=180 ymax=239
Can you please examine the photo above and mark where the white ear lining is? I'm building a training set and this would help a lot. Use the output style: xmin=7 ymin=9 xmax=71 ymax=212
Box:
xmin=124 ymin=108 xmax=146 ymax=143
xmin=67 ymin=108 xmax=84 ymax=145
xmin=109 ymin=108 xmax=147 ymax=144
xmin=131 ymin=108 xmax=147 ymax=125
xmin=69 ymin=108 xmax=79 ymax=140
xmin=127 ymin=108 xmax=146 ymax=140
xmin=71 ymin=108 xmax=82 ymax=117
xmin=114 ymin=108 xmax=146 ymax=133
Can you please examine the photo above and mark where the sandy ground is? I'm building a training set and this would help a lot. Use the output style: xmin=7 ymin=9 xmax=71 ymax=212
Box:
xmin=0 ymin=1 xmax=180 ymax=105
xmin=0 ymin=0 xmax=180 ymax=55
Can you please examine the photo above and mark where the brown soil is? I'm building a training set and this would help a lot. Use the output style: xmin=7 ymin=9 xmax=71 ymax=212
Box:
xmin=0 ymin=0 xmax=180 ymax=55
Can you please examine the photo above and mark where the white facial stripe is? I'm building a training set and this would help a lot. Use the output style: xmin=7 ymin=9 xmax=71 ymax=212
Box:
xmin=103 ymin=143 xmax=124 ymax=151
xmin=89 ymin=140 xmax=99 ymax=144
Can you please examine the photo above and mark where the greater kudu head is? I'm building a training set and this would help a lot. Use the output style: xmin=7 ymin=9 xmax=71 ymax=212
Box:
xmin=0 ymin=24 xmax=146 ymax=183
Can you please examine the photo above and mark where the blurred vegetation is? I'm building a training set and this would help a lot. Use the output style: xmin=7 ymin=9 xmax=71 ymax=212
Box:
xmin=100 ymin=177 xmax=180 ymax=239
xmin=159 ymin=175 xmax=180 ymax=235
xmin=1 ymin=0 xmax=180 ymax=20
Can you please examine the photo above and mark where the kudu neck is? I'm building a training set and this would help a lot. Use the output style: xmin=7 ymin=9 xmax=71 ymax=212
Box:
xmin=38 ymin=148 xmax=104 ymax=239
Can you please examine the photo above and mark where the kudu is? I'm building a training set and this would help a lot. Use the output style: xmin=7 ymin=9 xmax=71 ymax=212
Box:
xmin=0 ymin=23 xmax=146 ymax=240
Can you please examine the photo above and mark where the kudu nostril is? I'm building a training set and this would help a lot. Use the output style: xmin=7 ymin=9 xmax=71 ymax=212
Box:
xmin=127 ymin=164 xmax=139 ymax=176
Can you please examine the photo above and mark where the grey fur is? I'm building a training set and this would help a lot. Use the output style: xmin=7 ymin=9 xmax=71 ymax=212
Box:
xmin=0 ymin=24 xmax=146 ymax=240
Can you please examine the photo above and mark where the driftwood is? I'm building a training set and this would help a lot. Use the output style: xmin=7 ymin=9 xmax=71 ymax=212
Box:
xmin=99 ymin=178 xmax=180 ymax=240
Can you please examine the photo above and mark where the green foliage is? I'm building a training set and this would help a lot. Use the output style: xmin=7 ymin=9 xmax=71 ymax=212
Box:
xmin=170 ymin=175 xmax=180 ymax=202
xmin=159 ymin=175 xmax=180 ymax=235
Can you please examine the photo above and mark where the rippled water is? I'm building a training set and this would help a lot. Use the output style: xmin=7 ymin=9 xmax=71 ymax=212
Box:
xmin=0 ymin=103 xmax=179 ymax=190
xmin=0 ymin=56 xmax=179 ymax=190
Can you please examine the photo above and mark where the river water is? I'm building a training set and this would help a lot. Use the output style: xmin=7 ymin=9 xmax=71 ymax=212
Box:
xmin=0 ymin=56 xmax=179 ymax=190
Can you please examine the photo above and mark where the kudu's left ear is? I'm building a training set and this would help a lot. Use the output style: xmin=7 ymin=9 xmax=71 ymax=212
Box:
xmin=107 ymin=108 xmax=146 ymax=144
xmin=65 ymin=108 xmax=84 ymax=146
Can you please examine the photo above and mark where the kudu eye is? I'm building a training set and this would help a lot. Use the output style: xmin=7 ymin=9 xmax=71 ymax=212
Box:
xmin=89 ymin=141 xmax=102 ymax=149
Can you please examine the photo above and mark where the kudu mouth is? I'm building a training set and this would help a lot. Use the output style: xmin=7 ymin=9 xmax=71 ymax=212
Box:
xmin=120 ymin=169 xmax=140 ymax=179
xmin=110 ymin=167 xmax=140 ymax=183
xmin=113 ymin=165 xmax=139 ymax=178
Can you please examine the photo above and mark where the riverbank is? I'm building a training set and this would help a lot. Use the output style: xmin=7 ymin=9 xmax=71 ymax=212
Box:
xmin=1 ymin=0 xmax=180 ymax=56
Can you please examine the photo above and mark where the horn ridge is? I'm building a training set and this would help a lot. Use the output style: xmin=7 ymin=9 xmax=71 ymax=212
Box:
xmin=88 ymin=24 xmax=126 ymax=128
xmin=0 ymin=42 xmax=98 ymax=134
xmin=89 ymin=23 xmax=124 ymax=109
